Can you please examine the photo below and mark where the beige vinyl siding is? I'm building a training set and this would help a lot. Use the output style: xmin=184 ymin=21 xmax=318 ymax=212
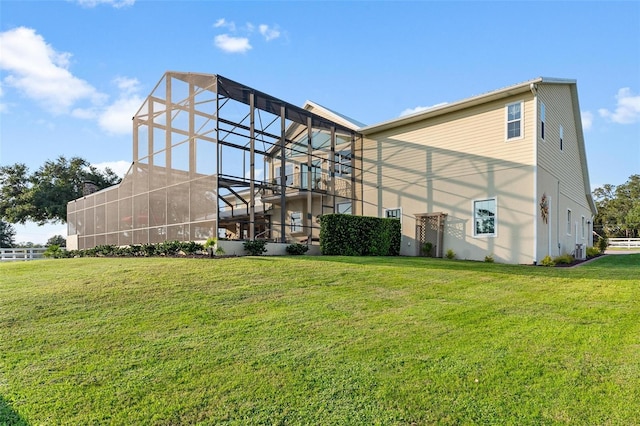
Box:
xmin=537 ymin=84 xmax=589 ymax=208
xmin=363 ymin=95 xmax=535 ymax=189
xmin=536 ymin=83 xmax=594 ymax=257
xmin=361 ymin=94 xmax=536 ymax=263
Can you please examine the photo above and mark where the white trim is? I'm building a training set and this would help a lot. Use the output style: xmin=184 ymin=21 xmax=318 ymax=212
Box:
xmin=472 ymin=197 xmax=497 ymax=238
xmin=559 ymin=124 xmax=564 ymax=151
xmin=505 ymin=101 xmax=524 ymax=141
xmin=533 ymin=92 xmax=538 ymax=263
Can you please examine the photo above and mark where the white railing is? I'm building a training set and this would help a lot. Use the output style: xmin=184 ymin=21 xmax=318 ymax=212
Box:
xmin=608 ymin=238 xmax=640 ymax=248
xmin=0 ymin=248 xmax=48 ymax=261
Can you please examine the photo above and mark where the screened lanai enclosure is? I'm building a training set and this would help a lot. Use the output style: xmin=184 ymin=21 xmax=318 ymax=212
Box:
xmin=67 ymin=72 xmax=362 ymax=250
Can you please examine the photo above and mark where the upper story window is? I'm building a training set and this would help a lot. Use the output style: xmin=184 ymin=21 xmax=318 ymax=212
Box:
xmin=274 ymin=164 xmax=293 ymax=187
xmin=506 ymin=102 xmax=522 ymax=140
xmin=474 ymin=198 xmax=497 ymax=237
xmin=560 ymin=125 xmax=564 ymax=151
xmin=335 ymin=150 xmax=352 ymax=176
xmin=540 ymin=102 xmax=546 ymax=140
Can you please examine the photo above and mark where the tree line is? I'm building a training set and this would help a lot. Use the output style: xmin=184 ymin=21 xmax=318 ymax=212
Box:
xmin=592 ymin=174 xmax=640 ymax=239
xmin=0 ymin=156 xmax=121 ymax=248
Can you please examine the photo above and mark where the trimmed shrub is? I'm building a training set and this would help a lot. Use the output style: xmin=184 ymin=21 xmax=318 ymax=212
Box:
xmin=597 ymin=236 xmax=608 ymax=254
xmin=319 ymin=214 xmax=401 ymax=256
xmin=586 ymin=246 xmax=600 ymax=258
xmin=286 ymin=243 xmax=309 ymax=255
xmin=243 ymin=239 xmax=268 ymax=256
xmin=445 ymin=249 xmax=456 ymax=260
xmin=554 ymin=253 xmax=574 ymax=265
xmin=43 ymin=244 xmax=64 ymax=258
xmin=540 ymin=255 xmax=555 ymax=267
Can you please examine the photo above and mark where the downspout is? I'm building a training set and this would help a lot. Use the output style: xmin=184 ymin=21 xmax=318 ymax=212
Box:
xmin=530 ymin=83 xmax=538 ymax=264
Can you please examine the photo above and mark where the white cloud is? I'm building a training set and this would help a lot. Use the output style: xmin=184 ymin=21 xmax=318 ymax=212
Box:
xmin=259 ymin=24 xmax=280 ymax=41
xmin=97 ymin=77 xmax=143 ymax=135
xmin=113 ymin=76 xmax=140 ymax=95
xmin=0 ymin=27 xmax=103 ymax=114
xmin=399 ymin=102 xmax=448 ymax=117
xmin=214 ymin=34 xmax=252 ymax=54
xmin=92 ymin=160 xmax=131 ymax=178
xmin=0 ymin=82 xmax=6 ymax=113
xmin=73 ymin=0 xmax=135 ymax=8
xmin=598 ymin=87 xmax=640 ymax=124
xmin=214 ymin=18 xmax=236 ymax=32
xmin=581 ymin=111 xmax=594 ymax=131
xmin=245 ymin=168 xmax=264 ymax=181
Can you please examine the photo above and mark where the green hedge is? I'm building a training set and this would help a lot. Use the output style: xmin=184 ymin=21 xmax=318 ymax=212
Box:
xmin=319 ymin=214 xmax=401 ymax=256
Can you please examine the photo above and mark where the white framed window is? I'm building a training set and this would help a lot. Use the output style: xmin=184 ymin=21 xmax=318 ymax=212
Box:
xmin=274 ymin=164 xmax=293 ymax=187
xmin=337 ymin=201 xmax=352 ymax=214
xmin=540 ymin=102 xmax=546 ymax=140
xmin=384 ymin=208 xmax=401 ymax=220
xmin=474 ymin=198 xmax=497 ymax=237
xmin=560 ymin=125 xmax=564 ymax=151
xmin=506 ymin=102 xmax=523 ymax=140
xmin=290 ymin=211 xmax=302 ymax=233
xmin=335 ymin=150 xmax=352 ymax=176
xmin=566 ymin=209 xmax=572 ymax=235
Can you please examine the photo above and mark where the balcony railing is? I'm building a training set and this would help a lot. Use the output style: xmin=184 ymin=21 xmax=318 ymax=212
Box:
xmin=262 ymin=172 xmax=352 ymax=199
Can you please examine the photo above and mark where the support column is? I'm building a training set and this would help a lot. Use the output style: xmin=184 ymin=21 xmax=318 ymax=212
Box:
xmin=306 ymin=116 xmax=313 ymax=244
xmin=189 ymin=81 xmax=196 ymax=178
xmin=280 ymin=105 xmax=287 ymax=243
xmin=249 ymin=92 xmax=256 ymax=240
xmin=330 ymin=126 xmax=336 ymax=213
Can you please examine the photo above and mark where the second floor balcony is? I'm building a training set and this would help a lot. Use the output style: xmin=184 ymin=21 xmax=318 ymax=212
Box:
xmin=261 ymin=171 xmax=352 ymax=204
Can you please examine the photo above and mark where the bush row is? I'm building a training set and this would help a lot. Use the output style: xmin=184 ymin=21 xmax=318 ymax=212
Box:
xmin=319 ymin=214 xmax=401 ymax=256
xmin=45 ymin=241 xmax=205 ymax=258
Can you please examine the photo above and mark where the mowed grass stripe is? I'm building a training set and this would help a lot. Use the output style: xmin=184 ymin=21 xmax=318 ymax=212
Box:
xmin=1 ymin=255 xmax=639 ymax=425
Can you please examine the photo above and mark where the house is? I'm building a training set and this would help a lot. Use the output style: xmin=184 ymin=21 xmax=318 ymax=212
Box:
xmin=67 ymin=73 xmax=596 ymax=264
xmin=358 ymin=77 xmax=596 ymax=264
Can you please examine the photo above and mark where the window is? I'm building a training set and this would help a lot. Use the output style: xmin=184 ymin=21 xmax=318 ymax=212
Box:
xmin=540 ymin=102 xmax=546 ymax=140
xmin=335 ymin=150 xmax=352 ymax=176
xmin=337 ymin=202 xmax=352 ymax=214
xmin=274 ymin=164 xmax=293 ymax=187
xmin=506 ymin=102 xmax=522 ymax=139
xmin=290 ymin=211 xmax=302 ymax=233
xmin=474 ymin=198 xmax=497 ymax=236
xmin=385 ymin=208 xmax=401 ymax=219
xmin=559 ymin=125 xmax=564 ymax=151
xmin=566 ymin=209 xmax=572 ymax=235
xmin=581 ymin=215 xmax=585 ymax=239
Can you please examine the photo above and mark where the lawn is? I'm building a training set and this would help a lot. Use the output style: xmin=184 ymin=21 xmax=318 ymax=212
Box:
xmin=1 ymin=255 xmax=639 ymax=425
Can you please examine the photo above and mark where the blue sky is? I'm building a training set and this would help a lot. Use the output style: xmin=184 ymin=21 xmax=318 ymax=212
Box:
xmin=1 ymin=0 xmax=639 ymax=244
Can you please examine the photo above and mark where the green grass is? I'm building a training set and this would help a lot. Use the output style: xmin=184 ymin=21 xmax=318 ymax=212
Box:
xmin=1 ymin=255 xmax=639 ymax=425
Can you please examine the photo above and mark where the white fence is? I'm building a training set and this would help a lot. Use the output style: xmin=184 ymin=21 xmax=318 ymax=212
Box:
xmin=608 ymin=238 xmax=640 ymax=249
xmin=0 ymin=248 xmax=48 ymax=262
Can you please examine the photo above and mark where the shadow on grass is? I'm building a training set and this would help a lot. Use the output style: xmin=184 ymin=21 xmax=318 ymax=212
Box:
xmin=286 ymin=253 xmax=640 ymax=281
xmin=0 ymin=395 xmax=28 ymax=426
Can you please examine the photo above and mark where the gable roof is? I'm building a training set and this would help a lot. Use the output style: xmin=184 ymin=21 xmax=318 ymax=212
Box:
xmin=359 ymin=77 xmax=596 ymax=215
xmin=303 ymin=100 xmax=366 ymax=130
